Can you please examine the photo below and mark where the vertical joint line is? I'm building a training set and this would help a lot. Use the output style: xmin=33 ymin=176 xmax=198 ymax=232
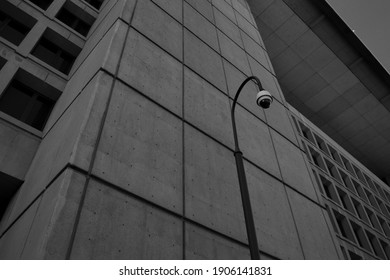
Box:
xmin=65 ymin=0 xmax=140 ymax=259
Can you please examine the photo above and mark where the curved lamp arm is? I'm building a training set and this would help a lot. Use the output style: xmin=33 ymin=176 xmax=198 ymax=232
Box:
xmin=231 ymin=76 xmax=264 ymax=152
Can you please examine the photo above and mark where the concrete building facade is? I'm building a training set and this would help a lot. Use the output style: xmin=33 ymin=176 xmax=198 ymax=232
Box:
xmin=0 ymin=0 xmax=388 ymax=259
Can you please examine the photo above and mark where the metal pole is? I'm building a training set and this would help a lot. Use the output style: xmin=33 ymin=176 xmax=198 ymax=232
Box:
xmin=231 ymin=76 xmax=263 ymax=260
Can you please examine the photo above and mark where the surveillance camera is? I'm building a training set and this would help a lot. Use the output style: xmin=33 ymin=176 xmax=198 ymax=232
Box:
xmin=256 ymin=90 xmax=273 ymax=109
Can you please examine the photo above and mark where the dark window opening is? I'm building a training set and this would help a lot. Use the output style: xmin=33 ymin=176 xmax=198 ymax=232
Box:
xmin=0 ymin=69 xmax=60 ymax=130
xmin=348 ymin=250 xmax=363 ymax=260
xmin=353 ymin=180 xmax=368 ymax=202
xmin=0 ymin=57 xmax=6 ymax=70
xmin=351 ymin=198 xmax=370 ymax=224
xmin=29 ymin=0 xmax=54 ymax=10
xmin=350 ymin=221 xmax=371 ymax=252
xmin=365 ymin=208 xmax=382 ymax=233
xmin=333 ymin=210 xmax=355 ymax=242
xmin=340 ymin=155 xmax=355 ymax=175
xmin=84 ymin=0 xmax=104 ymax=10
xmin=320 ymin=176 xmax=340 ymax=204
xmin=337 ymin=188 xmax=355 ymax=214
xmin=340 ymin=246 xmax=348 ymax=259
xmin=31 ymin=29 xmax=81 ymax=74
xmin=0 ymin=2 xmax=37 ymax=46
xmin=0 ymin=171 xmax=22 ymax=223
xmin=378 ymin=217 xmax=390 ymax=238
xmin=366 ymin=231 xmax=385 ymax=258
xmin=313 ymin=134 xmax=330 ymax=156
xmin=380 ymin=240 xmax=390 ymax=259
xmin=56 ymin=1 xmax=95 ymax=36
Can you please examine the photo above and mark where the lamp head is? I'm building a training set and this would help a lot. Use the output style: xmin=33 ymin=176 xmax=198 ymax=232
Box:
xmin=256 ymin=90 xmax=273 ymax=109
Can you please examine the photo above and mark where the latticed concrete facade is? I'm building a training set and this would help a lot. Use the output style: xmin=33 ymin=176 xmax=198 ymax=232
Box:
xmin=0 ymin=0 xmax=388 ymax=259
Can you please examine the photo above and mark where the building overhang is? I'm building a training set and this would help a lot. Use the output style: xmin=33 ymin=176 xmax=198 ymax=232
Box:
xmin=248 ymin=0 xmax=390 ymax=181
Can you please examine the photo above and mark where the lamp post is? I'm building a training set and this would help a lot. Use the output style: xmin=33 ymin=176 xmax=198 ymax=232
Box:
xmin=230 ymin=76 xmax=273 ymax=260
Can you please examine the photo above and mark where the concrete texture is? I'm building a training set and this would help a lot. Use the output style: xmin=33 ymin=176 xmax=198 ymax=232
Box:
xmin=119 ymin=28 xmax=182 ymax=116
xmin=21 ymin=169 xmax=85 ymax=259
xmin=270 ymin=129 xmax=318 ymax=201
xmin=184 ymin=67 xmax=233 ymax=147
xmin=5 ymin=72 xmax=112 ymax=230
xmin=132 ymin=0 xmax=182 ymax=61
xmin=185 ymin=223 xmax=250 ymax=259
xmin=0 ymin=119 xmax=40 ymax=180
xmin=185 ymin=0 xmax=214 ymax=23
xmin=0 ymin=0 xmax=351 ymax=260
xmin=245 ymin=161 xmax=304 ymax=259
xmin=236 ymin=105 xmax=280 ymax=179
xmin=0 ymin=198 xmax=39 ymax=259
xmin=70 ymin=179 xmax=182 ymax=259
xmin=185 ymin=125 xmax=247 ymax=243
xmin=184 ymin=29 xmax=226 ymax=93
xmin=218 ymin=30 xmax=250 ymax=75
xmin=93 ymin=81 xmax=183 ymax=213
xmin=184 ymin=2 xmax=219 ymax=51
xmin=287 ymin=188 xmax=340 ymax=259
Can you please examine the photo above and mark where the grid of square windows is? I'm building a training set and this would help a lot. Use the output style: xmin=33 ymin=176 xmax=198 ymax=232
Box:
xmin=292 ymin=115 xmax=390 ymax=259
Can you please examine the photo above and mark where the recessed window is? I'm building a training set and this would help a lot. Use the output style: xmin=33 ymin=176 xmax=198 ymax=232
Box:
xmin=29 ymin=0 xmax=54 ymax=10
xmin=313 ymin=134 xmax=330 ymax=156
xmin=348 ymin=250 xmax=363 ymax=260
xmin=328 ymin=145 xmax=343 ymax=166
xmin=31 ymin=29 xmax=81 ymax=74
xmin=309 ymin=147 xmax=327 ymax=171
xmin=365 ymin=230 xmax=385 ymax=258
xmin=299 ymin=122 xmax=315 ymax=144
xmin=56 ymin=1 xmax=95 ymax=36
xmin=320 ymin=176 xmax=340 ymax=204
xmin=351 ymin=198 xmax=370 ymax=224
xmin=0 ymin=171 xmax=22 ymax=223
xmin=350 ymin=221 xmax=371 ymax=252
xmin=377 ymin=216 xmax=390 ymax=237
xmin=0 ymin=69 xmax=60 ymax=130
xmin=352 ymin=180 xmax=368 ymax=203
xmin=0 ymin=2 xmax=37 ymax=46
xmin=337 ymin=188 xmax=355 ymax=214
xmin=379 ymin=240 xmax=390 ymax=259
xmin=0 ymin=57 xmax=6 ymax=70
xmin=333 ymin=210 xmax=355 ymax=242
xmin=340 ymin=155 xmax=355 ymax=175
xmin=83 ymin=0 xmax=104 ymax=10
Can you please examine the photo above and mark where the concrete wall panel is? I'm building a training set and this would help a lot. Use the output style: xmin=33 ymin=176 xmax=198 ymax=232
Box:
xmin=185 ymin=125 xmax=246 ymax=243
xmin=185 ymin=0 xmax=214 ymax=23
xmin=21 ymin=169 xmax=85 ymax=259
xmin=184 ymin=29 xmax=226 ymax=93
xmin=93 ymin=81 xmax=182 ymax=213
xmin=0 ymin=198 xmax=39 ymax=259
xmin=218 ymin=31 xmax=250 ymax=75
xmin=152 ymin=0 xmax=182 ymax=22
xmin=185 ymin=223 xmax=250 ymax=259
xmin=119 ymin=28 xmax=182 ymax=116
xmin=0 ymin=120 xmax=40 ymax=180
xmin=6 ymin=72 xmax=112 ymax=229
xmin=184 ymin=2 xmax=219 ymax=51
xmin=245 ymin=161 xmax=304 ymax=259
xmin=236 ymin=106 xmax=280 ymax=179
xmin=265 ymin=101 xmax=298 ymax=145
xmin=287 ymin=188 xmax=340 ymax=259
xmin=70 ymin=179 xmax=182 ymax=259
xmin=184 ymin=67 xmax=233 ymax=148
xmin=271 ymin=130 xmax=317 ymax=201
xmin=132 ymin=0 xmax=182 ymax=61
xmin=214 ymin=8 xmax=243 ymax=48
